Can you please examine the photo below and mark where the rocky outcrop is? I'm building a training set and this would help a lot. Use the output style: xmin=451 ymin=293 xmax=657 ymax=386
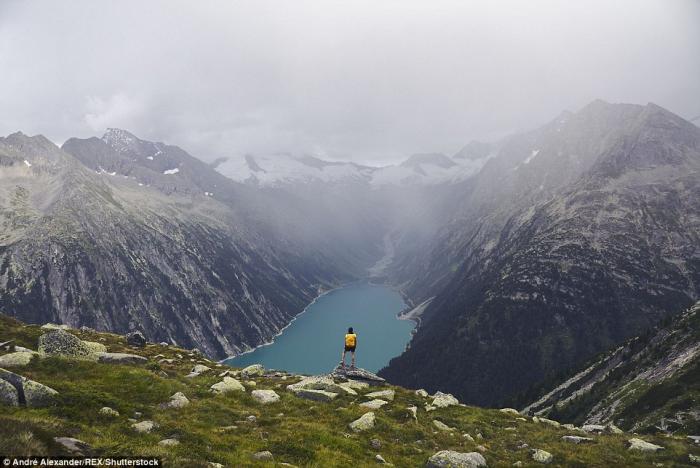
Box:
xmin=349 ymin=412 xmax=375 ymax=432
xmin=251 ymin=389 xmax=280 ymax=404
xmin=38 ymin=330 xmax=94 ymax=359
xmin=210 ymin=377 xmax=245 ymax=394
xmin=0 ymin=351 xmax=37 ymax=367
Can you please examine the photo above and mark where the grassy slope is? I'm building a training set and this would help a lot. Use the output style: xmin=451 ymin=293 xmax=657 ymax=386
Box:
xmin=1 ymin=314 xmax=698 ymax=467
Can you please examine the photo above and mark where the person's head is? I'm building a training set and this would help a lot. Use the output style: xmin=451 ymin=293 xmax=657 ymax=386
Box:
xmin=348 ymin=327 xmax=354 ymax=334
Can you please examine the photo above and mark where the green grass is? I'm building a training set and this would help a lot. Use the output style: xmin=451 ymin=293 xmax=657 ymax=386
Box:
xmin=1 ymin=313 xmax=699 ymax=467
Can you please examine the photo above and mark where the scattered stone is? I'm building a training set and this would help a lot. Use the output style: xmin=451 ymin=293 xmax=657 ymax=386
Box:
xmin=433 ymin=420 xmax=455 ymax=432
xmin=159 ymin=342 xmax=170 ymax=347
xmin=361 ymin=399 xmax=388 ymax=410
xmin=581 ymin=424 xmax=606 ymax=433
xmin=252 ymin=451 xmax=273 ymax=461
xmin=243 ymin=380 xmax=257 ymax=387
xmin=605 ymin=423 xmax=624 ymax=434
xmin=38 ymin=330 xmax=93 ymax=359
xmin=415 ymin=389 xmax=429 ymax=398
xmin=425 ymin=405 xmax=436 ymax=412
xmin=628 ymin=438 xmax=664 ymax=452
xmin=246 ymin=415 xmax=257 ymax=423
xmin=349 ymin=412 xmax=376 ymax=432
xmin=251 ymin=389 xmax=280 ymax=404
xmin=241 ymin=364 xmax=265 ymax=378
xmin=99 ymin=406 xmax=119 ymax=417
xmin=500 ymin=408 xmax=520 ymax=415
xmin=370 ymin=439 xmax=382 ymax=449
xmin=291 ymin=388 xmax=338 ymax=402
xmin=330 ymin=365 xmax=386 ymax=385
xmin=82 ymin=341 xmax=107 ymax=354
xmin=432 ymin=391 xmax=459 ymax=408
xmin=688 ymin=436 xmax=700 ymax=444
xmin=191 ymin=364 xmax=211 ymax=374
xmin=134 ymin=411 xmax=143 ymax=418
xmin=513 ymin=462 xmax=523 ymax=467
xmin=210 ymin=377 xmax=245 ymax=394
xmin=159 ymin=359 xmax=175 ymax=365
xmin=562 ymin=424 xmax=576 ymax=430
xmin=0 ymin=379 xmax=19 ymax=406
xmin=531 ymin=449 xmax=553 ymax=464
xmin=0 ymin=351 xmax=37 ymax=367
xmin=97 ymin=352 xmax=147 ymax=364
xmin=463 ymin=433 xmax=474 ymax=442
xmin=132 ymin=420 xmax=156 ymax=433
xmin=14 ymin=346 xmax=33 ymax=353
xmin=54 ymin=437 xmax=91 ymax=456
xmin=407 ymin=406 xmax=418 ymax=420
xmin=336 ymin=384 xmax=358 ymax=395
xmin=476 ymin=433 xmax=483 ymax=440
xmin=287 ymin=375 xmax=347 ymax=394
xmin=159 ymin=392 xmax=190 ymax=409
xmin=158 ymin=438 xmax=180 ymax=446
xmin=0 ymin=368 xmax=58 ymax=407
xmin=41 ymin=323 xmax=70 ymax=331
xmin=342 ymin=380 xmax=370 ymax=390
xmin=426 ymin=450 xmax=487 ymax=468
xmin=689 ymin=454 xmax=700 ymax=465
xmin=476 ymin=445 xmax=487 ymax=453
xmin=191 ymin=348 xmax=203 ymax=356
xmin=366 ymin=389 xmax=395 ymax=401
xmin=562 ymin=435 xmax=593 ymax=444
xmin=126 ymin=331 xmax=147 ymax=347
xmin=376 ymin=454 xmax=387 ymax=464
xmin=534 ymin=417 xmax=560 ymax=428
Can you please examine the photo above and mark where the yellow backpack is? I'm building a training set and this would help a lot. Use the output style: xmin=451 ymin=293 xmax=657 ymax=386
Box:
xmin=345 ymin=333 xmax=356 ymax=347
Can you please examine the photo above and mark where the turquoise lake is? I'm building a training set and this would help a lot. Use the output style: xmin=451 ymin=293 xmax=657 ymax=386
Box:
xmin=224 ymin=282 xmax=414 ymax=374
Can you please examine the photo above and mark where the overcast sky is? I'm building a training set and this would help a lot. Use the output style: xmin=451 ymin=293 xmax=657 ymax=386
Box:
xmin=1 ymin=0 xmax=699 ymax=164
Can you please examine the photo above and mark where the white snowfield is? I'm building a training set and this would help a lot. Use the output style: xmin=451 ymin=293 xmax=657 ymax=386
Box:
xmin=215 ymin=152 xmax=491 ymax=187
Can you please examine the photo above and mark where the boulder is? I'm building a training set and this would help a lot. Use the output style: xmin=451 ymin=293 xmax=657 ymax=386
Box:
xmin=38 ymin=330 xmax=93 ymax=359
xmin=132 ymin=420 xmax=157 ymax=433
xmin=41 ymin=323 xmax=70 ymax=331
xmin=531 ymin=449 xmax=553 ymax=464
xmin=433 ymin=420 xmax=455 ymax=431
xmin=432 ymin=391 xmax=459 ymax=408
xmin=533 ymin=417 xmax=560 ymax=427
xmin=126 ymin=331 xmax=147 ymax=347
xmin=0 ymin=351 xmax=37 ymax=367
xmin=349 ymin=412 xmax=376 ymax=432
xmin=252 ymin=451 xmax=274 ymax=461
xmin=158 ymin=438 xmax=180 ymax=446
xmin=342 ymin=380 xmax=370 ymax=391
xmin=54 ymin=437 xmax=92 ymax=456
xmin=191 ymin=364 xmax=211 ymax=374
xmin=628 ymin=438 xmax=664 ymax=452
xmin=97 ymin=352 xmax=147 ymax=364
xmin=370 ymin=439 xmax=382 ymax=449
xmin=376 ymin=454 xmax=387 ymax=464
xmin=331 ymin=365 xmax=386 ymax=385
xmin=426 ymin=450 xmax=487 ymax=468
xmin=499 ymin=408 xmax=520 ymax=415
xmin=241 ymin=364 xmax=265 ymax=378
xmin=416 ymin=389 xmax=429 ymax=398
xmin=581 ymin=424 xmax=606 ymax=433
xmin=562 ymin=435 xmax=593 ymax=444
xmin=366 ymin=389 xmax=395 ymax=401
xmin=360 ymin=399 xmax=388 ymax=410
xmin=210 ymin=376 xmax=246 ymax=394
xmin=0 ymin=379 xmax=19 ymax=406
xmin=82 ymin=341 xmax=107 ymax=354
xmin=0 ymin=368 xmax=58 ymax=407
xmin=605 ymin=423 xmax=624 ymax=434
xmin=159 ymin=392 xmax=190 ymax=409
xmin=287 ymin=375 xmax=347 ymax=394
xmin=99 ymin=406 xmax=120 ymax=417
xmin=292 ymin=388 xmax=337 ymax=402
xmin=251 ymin=389 xmax=280 ymax=404
xmin=407 ymin=406 xmax=418 ymax=420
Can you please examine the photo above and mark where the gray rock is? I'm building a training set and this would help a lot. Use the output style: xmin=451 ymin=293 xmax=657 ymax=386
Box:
xmin=99 ymin=406 xmax=120 ymax=417
xmin=331 ymin=365 xmax=386 ymax=385
xmin=210 ymin=376 xmax=246 ymax=394
xmin=433 ymin=420 xmax=455 ymax=431
xmin=407 ymin=406 xmax=418 ymax=420
xmin=252 ymin=451 xmax=273 ymax=461
xmin=581 ymin=424 xmax=606 ymax=433
xmin=38 ymin=330 xmax=93 ymax=359
xmin=246 ymin=415 xmax=257 ymax=423
xmin=132 ymin=420 xmax=157 ymax=433
xmin=360 ymin=399 xmax=388 ymax=410
xmin=533 ymin=416 xmax=560 ymax=427
xmin=342 ymin=379 xmax=370 ymax=390
xmin=426 ymin=450 xmax=487 ymax=468
xmin=605 ymin=423 xmax=624 ymax=434
xmin=241 ymin=364 xmax=265 ymax=377
xmin=376 ymin=454 xmax=387 ymax=464
xmin=416 ymin=389 xmax=429 ymax=397
xmin=0 ymin=378 xmax=19 ymax=406
xmin=370 ymin=439 xmax=382 ymax=449
xmin=0 ymin=351 xmax=37 ymax=367
xmin=191 ymin=364 xmax=211 ymax=374
xmin=159 ymin=391 xmax=190 ymax=409
xmin=349 ymin=412 xmax=376 ymax=432
xmin=689 ymin=454 xmax=700 ymax=465
xmin=562 ymin=435 xmax=593 ymax=444
xmin=251 ymin=389 xmax=280 ymax=404
xmin=0 ymin=368 xmax=58 ymax=407
xmin=628 ymin=438 xmax=664 ymax=452
xmin=54 ymin=437 xmax=91 ymax=456
xmin=531 ymin=449 xmax=553 ymax=464
xmin=82 ymin=341 xmax=107 ymax=354
xmin=41 ymin=323 xmax=70 ymax=331
xmin=158 ymin=438 xmax=180 ymax=446
xmin=292 ymin=388 xmax=337 ymax=402
xmin=499 ymin=408 xmax=520 ymax=415
xmin=366 ymin=389 xmax=395 ymax=401
xmin=286 ymin=375 xmax=347 ymax=394
xmin=97 ymin=352 xmax=147 ymax=364
xmin=126 ymin=331 xmax=147 ymax=347
xmin=432 ymin=391 xmax=459 ymax=408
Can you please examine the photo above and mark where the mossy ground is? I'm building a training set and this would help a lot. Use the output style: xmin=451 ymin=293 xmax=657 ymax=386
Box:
xmin=1 ymin=314 xmax=698 ymax=467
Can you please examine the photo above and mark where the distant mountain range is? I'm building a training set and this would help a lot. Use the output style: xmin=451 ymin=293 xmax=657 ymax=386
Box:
xmin=1 ymin=99 xmax=697 ymax=418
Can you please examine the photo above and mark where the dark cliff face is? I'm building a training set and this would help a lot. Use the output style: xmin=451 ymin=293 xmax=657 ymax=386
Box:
xmin=380 ymin=102 xmax=700 ymax=407
xmin=0 ymin=131 xmax=375 ymax=359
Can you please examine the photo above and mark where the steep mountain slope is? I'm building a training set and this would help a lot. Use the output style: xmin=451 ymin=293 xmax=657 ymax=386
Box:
xmin=381 ymin=102 xmax=700 ymax=407
xmin=522 ymin=301 xmax=699 ymax=435
xmin=0 ymin=132 xmax=366 ymax=359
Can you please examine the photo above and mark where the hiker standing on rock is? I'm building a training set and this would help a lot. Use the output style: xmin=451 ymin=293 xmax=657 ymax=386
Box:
xmin=341 ymin=327 xmax=357 ymax=369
